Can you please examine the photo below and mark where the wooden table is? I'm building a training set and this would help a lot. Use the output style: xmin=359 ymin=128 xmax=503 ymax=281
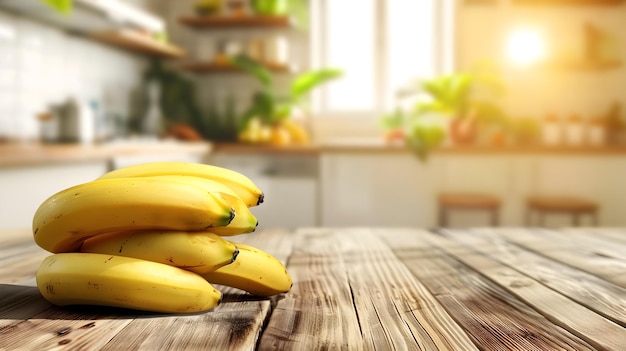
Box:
xmin=1 ymin=227 xmax=625 ymax=350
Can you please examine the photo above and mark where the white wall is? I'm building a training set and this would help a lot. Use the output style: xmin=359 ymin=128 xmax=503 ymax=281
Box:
xmin=159 ymin=0 xmax=310 ymax=119
xmin=0 ymin=10 xmax=146 ymax=141
xmin=456 ymin=0 xmax=626 ymax=120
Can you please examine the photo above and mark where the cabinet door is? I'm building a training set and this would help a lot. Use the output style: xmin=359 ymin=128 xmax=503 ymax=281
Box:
xmin=0 ymin=161 xmax=109 ymax=230
xmin=438 ymin=155 xmax=525 ymax=226
xmin=320 ymin=153 xmax=440 ymax=227
xmin=208 ymin=153 xmax=319 ymax=229
xmin=532 ymin=155 xmax=624 ymax=226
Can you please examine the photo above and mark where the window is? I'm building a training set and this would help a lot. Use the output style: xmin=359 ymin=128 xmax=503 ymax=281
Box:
xmin=310 ymin=0 xmax=454 ymax=124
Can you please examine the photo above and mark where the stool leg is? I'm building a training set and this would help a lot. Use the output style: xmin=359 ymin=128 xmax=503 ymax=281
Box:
xmin=525 ymin=207 xmax=532 ymax=226
xmin=573 ymin=213 xmax=580 ymax=227
xmin=491 ymin=209 xmax=499 ymax=227
xmin=438 ymin=206 xmax=446 ymax=227
xmin=591 ymin=211 xmax=598 ymax=226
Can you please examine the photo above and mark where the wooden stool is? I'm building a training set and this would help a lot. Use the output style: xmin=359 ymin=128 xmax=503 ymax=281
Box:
xmin=525 ymin=196 xmax=599 ymax=227
xmin=438 ymin=193 xmax=501 ymax=227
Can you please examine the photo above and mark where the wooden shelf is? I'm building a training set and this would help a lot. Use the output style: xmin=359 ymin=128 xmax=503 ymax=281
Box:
xmin=178 ymin=15 xmax=292 ymax=28
xmin=537 ymin=59 xmax=622 ymax=71
xmin=514 ymin=0 xmax=625 ymax=5
xmin=181 ymin=61 xmax=292 ymax=73
xmin=91 ymin=30 xmax=186 ymax=59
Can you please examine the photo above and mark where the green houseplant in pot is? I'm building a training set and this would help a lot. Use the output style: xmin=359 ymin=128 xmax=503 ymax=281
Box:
xmin=251 ymin=0 xmax=308 ymax=28
xmin=230 ymin=55 xmax=342 ymax=145
xmin=382 ymin=64 xmax=507 ymax=160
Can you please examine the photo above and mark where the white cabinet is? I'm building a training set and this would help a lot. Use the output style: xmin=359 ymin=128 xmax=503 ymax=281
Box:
xmin=320 ymin=152 xmax=626 ymax=228
xmin=437 ymin=155 xmax=530 ymax=227
xmin=0 ymin=161 xmax=108 ymax=230
xmin=530 ymin=155 xmax=626 ymax=227
xmin=206 ymin=150 xmax=626 ymax=229
xmin=207 ymin=153 xmax=319 ymax=230
xmin=319 ymin=153 xmax=442 ymax=227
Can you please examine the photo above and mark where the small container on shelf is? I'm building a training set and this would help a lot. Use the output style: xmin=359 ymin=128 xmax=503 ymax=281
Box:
xmin=194 ymin=0 xmax=223 ymax=16
xmin=264 ymin=35 xmax=289 ymax=66
xmin=247 ymin=38 xmax=265 ymax=61
xmin=226 ymin=0 xmax=248 ymax=17
xmin=564 ymin=114 xmax=585 ymax=146
xmin=542 ymin=114 xmax=563 ymax=146
xmin=588 ymin=116 xmax=607 ymax=146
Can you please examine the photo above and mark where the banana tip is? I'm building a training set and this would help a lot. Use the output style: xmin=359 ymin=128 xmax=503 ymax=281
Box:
xmin=227 ymin=208 xmax=235 ymax=224
xmin=231 ymin=247 xmax=240 ymax=263
xmin=257 ymin=193 xmax=264 ymax=206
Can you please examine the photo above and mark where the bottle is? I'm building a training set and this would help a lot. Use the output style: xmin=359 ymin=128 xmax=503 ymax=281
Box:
xmin=588 ymin=116 xmax=607 ymax=146
xmin=564 ymin=114 xmax=584 ymax=146
xmin=542 ymin=114 xmax=562 ymax=146
xmin=142 ymin=81 xmax=162 ymax=138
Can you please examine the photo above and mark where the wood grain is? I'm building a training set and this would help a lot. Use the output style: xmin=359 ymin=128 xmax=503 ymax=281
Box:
xmin=0 ymin=241 xmax=49 ymax=284
xmin=499 ymin=228 xmax=626 ymax=287
xmin=426 ymin=230 xmax=626 ymax=351
xmin=2 ymin=228 xmax=626 ymax=350
xmin=260 ymin=228 xmax=477 ymax=350
xmin=379 ymin=229 xmax=596 ymax=350
xmin=440 ymin=228 xmax=626 ymax=327
xmin=0 ymin=306 xmax=134 ymax=350
xmin=100 ymin=291 xmax=270 ymax=351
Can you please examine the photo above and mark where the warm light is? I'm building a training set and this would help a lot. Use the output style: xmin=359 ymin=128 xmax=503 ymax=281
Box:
xmin=506 ymin=28 xmax=546 ymax=66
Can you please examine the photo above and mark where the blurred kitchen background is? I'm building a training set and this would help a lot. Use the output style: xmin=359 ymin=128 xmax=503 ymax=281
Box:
xmin=1 ymin=0 xmax=626 ymax=231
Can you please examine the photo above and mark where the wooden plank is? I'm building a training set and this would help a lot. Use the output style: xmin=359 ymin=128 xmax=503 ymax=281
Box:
xmin=91 ymin=30 xmax=186 ymax=59
xmin=507 ymin=227 xmax=626 ymax=260
xmin=554 ymin=228 xmax=626 ymax=258
xmin=181 ymin=61 xmax=292 ymax=74
xmin=499 ymin=228 xmax=626 ymax=287
xmin=423 ymin=230 xmax=626 ymax=351
xmin=258 ymin=228 xmax=367 ymax=350
xmin=0 ymin=242 xmax=49 ymax=284
xmin=587 ymin=228 xmax=626 ymax=244
xmin=100 ymin=290 xmax=269 ymax=351
xmin=440 ymin=228 xmax=626 ymax=327
xmin=0 ymin=306 xmax=134 ymax=350
xmin=0 ymin=284 xmax=53 ymax=329
xmin=260 ymin=228 xmax=478 ymax=350
xmin=379 ymin=229 xmax=597 ymax=350
xmin=178 ymin=15 xmax=291 ymax=28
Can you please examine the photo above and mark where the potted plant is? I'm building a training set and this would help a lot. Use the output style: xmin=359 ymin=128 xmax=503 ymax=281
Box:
xmin=381 ymin=63 xmax=508 ymax=159
xmin=230 ymin=55 xmax=342 ymax=145
xmin=250 ymin=0 xmax=308 ymax=28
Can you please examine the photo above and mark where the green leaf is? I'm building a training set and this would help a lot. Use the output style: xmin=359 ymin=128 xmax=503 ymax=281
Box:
xmin=229 ymin=55 xmax=272 ymax=87
xmin=40 ymin=0 xmax=72 ymax=14
xmin=379 ymin=108 xmax=405 ymax=130
xmin=405 ymin=117 xmax=447 ymax=161
xmin=273 ymin=102 xmax=293 ymax=124
xmin=251 ymin=91 xmax=275 ymax=122
xmin=291 ymin=68 xmax=343 ymax=101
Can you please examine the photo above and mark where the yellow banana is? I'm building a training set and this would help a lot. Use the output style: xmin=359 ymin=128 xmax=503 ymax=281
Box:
xmin=202 ymin=243 xmax=292 ymax=297
xmin=33 ymin=177 xmax=234 ymax=253
xmin=145 ymin=175 xmax=258 ymax=236
xmin=98 ymin=161 xmax=264 ymax=207
xmin=80 ymin=230 xmax=239 ymax=274
xmin=37 ymin=253 xmax=222 ymax=313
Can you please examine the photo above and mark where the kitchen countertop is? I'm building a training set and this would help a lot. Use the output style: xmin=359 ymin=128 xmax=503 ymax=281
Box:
xmin=214 ymin=140 xmax=626 ymax=155
xmin=1 ymin=227 xmax=625 ymax=350
xmin=3 ymin=139 xmax=626 ymax=168
xmin=0 ymin=140 xmax=212 ymax=168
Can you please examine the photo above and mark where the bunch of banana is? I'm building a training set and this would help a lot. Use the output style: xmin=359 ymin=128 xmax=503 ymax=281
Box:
xmin=32 ymin=161 xmax=292 ymax=314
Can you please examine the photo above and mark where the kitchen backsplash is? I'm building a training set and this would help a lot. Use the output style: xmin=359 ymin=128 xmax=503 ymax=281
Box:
xmin=0 ymin=10 xmax=145 ymax=141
